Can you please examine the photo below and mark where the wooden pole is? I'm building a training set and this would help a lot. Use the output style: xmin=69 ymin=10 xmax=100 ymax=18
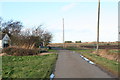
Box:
xmin=97 ymin=0 xmax=100 ymax=55
xmin=63 ymin=18 xmax=65 ymax=48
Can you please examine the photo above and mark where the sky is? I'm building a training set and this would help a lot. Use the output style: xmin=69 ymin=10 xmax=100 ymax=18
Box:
xmin=118 ymin=2 xmax=120 ymax=41
xmin=0 ymin=0 xmax=119 ymax=43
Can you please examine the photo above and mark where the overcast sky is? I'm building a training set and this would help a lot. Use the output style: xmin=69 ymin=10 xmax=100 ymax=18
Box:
xmin=0 ymin=0 xmax=119 ymax=43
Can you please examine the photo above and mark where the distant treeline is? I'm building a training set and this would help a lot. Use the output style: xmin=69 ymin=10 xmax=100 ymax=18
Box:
xmin=65 ymin=41 xmax=82 ymax=43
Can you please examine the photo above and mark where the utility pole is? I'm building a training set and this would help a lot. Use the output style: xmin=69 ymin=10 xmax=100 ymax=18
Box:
xmin=63 ymin=18 xmax=65 ymax=48
xmin=97 ymin=0 xmax=100 ymax=55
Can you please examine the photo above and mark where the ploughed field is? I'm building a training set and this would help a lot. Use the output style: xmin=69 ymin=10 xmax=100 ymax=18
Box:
xmin=49 ymin=42 xmax=119 ymax=49
xmin=81 ymin=45 xmax=119 ymax=49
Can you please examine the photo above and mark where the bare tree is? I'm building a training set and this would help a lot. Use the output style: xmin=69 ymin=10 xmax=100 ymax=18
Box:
xmin=2 ymin=20 xmax=23 ymax=36
xmin=32 ymin=25 xmax=52 ymax=47
xmin=42 ymin=31 xmax=52 ymax=47
xmin=1 ymin=17 xmax=52 ymax=48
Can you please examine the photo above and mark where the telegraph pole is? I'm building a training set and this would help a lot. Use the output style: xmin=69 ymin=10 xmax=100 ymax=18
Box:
xmin=97 ymin=0 xmax=100 ymax=55
xmin=63 ymin=18 xmax=65 ymax=48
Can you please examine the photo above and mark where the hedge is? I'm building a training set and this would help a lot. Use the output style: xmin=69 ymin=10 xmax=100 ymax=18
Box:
xmin=2 ymin=47 xmax=41 ymax=56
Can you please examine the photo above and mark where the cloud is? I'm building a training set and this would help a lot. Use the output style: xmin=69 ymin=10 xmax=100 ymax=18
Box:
xmin=61 ymin=3 xmax=77 ymax=12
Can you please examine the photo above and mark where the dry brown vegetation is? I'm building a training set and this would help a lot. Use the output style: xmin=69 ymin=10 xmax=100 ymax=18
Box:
xmin=49 ymin=42 xmax=119 ymax=49
xmin=49 ymin=42 xmax=119 ymax=62
xmin=92 ymin=49 xmax=119 ymax=62
xmin=2 ymin=47 xmax=41 ymax=56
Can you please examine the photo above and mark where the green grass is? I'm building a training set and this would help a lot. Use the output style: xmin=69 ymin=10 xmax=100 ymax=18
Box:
xmin=108 ymin=49 xmax=119 ymax=55
xmin=48 ymin=49 xmax=58 ymax=53
xmin=74 ymin=50 xmax=119 ymax=76
xmin=73 ymin=49 xmax=94 ymax=53
xmin=2 ymin=53 xmax=57 ymax=79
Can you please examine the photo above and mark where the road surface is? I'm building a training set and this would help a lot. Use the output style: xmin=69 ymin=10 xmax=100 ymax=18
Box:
xmin=54 ymin=50 xmax=113 ymax=78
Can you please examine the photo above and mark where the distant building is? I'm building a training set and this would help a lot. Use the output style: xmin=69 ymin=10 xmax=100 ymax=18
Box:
xmin=0 ymin=33 xmax=11 ymax=49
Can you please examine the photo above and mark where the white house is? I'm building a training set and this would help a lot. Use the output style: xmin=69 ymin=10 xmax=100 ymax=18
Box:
xmin=0 ymin=33 xmax=11 ymax=49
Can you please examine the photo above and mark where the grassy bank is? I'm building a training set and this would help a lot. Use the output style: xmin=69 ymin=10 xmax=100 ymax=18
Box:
xmin=2 ymin=53 xmax=57 ymax=79
xmin=73 ymin=49 xmax=119 ymax=77
xmin=48 ymin=49 xmax=58 ymax=53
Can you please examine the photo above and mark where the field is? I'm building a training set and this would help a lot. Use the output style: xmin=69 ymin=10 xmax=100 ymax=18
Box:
xmin=72 ymin=49 xmax=120 ymax=77
xmin=49 ymin=42 xmax=119 ymax=49
xmin=1 ymin=42 xmax=119 ymax=78
xmin=2 ymin=53 xmax=57 ymax=79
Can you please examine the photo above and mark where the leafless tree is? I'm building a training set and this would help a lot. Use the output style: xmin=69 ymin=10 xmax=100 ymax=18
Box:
xmin=42 ymin=31 xmax=52 ymax=47
xmin=1 ymin=17 xmax=52 ymax=49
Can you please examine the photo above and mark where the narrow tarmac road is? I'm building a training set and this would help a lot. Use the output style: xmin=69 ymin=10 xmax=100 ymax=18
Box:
xmin=54 ymin=50 xmax=112 ymax=78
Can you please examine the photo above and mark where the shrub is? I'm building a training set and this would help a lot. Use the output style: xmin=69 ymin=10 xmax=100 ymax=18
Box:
xmin=2 ymin=47 xmax=15 ymax=55
xmin=65 ymin=41 xmax=73 ymax=43
xmin=3 ymin=47 xmax=41 ymax=56
xmin=106 ymin=43 xmax=110 ymax=45
xmin=75 ymin=41 xmax=82 ymax=43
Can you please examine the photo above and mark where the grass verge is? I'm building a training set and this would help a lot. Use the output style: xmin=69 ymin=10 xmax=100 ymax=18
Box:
xmin=73 ymin=49 xmax=119 ymax=77
xmin=48 ymin=49 xmax=58 ymax=53
xmin=2 ymin=53 xmax=57 ymax=79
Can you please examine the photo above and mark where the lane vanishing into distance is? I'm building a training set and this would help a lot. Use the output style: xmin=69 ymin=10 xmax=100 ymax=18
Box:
xmin=54 ymin=50 xmax=113 ymax=78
